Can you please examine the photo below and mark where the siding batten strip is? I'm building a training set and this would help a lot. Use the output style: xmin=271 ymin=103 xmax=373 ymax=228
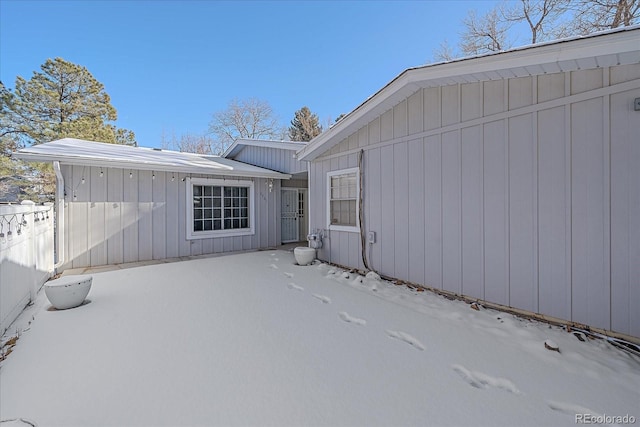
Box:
xmin=602 ymin=68 xmax=612 ymax=331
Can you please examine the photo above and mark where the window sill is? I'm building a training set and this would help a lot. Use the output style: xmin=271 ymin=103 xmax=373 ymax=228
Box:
xmin=187 ymin=228 xmax=255 ymax=240
xmin=328 ymin=225 xmax=360 ymax=233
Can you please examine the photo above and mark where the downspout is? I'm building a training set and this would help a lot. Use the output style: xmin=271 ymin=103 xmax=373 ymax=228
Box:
xmin=53 ymin=161 xmax=65 ymax=271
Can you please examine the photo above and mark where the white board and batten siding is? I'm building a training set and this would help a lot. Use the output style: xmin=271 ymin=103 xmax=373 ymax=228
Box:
xmin=309 ymin=64 xmax=640 ymax=338
xmin=61 ymin=165 xmax=281 ymax=270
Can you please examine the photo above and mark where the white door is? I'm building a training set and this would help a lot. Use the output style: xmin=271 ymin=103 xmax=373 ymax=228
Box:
xmin=281 ymin=188 xmax=299 ymax=243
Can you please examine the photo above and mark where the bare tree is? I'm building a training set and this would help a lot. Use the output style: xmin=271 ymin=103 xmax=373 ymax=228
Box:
xmin=563 ymin=0 xmax=639 ymax=34
xmin=460 ymin=8 xmax=512 ymax=56
xmin=432 ymin=39 xmax=458 ymax=62
xmin=502 ymin=0 xmax=571 ymax=44
xmin=161 ymin=131 xmax=215 ymax=154
xmin=208 ymin=98 xmax=281 ymax=154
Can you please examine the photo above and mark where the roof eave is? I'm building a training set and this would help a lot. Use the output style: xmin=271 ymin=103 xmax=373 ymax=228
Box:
xmin=297 ymin=26 xmax=640 ymax=161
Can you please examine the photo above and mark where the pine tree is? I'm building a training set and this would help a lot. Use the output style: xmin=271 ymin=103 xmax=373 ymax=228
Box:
xmin=1 ymin=58 xmax=136 ymax=201
xmin=288 ymin=106 xmax=322 ymax=142
xmin=1 ymin=57 xmax=136 ymax=147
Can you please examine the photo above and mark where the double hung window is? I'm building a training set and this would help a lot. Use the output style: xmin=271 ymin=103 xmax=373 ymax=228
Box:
xmin=327 ymin=168 xmax=359 ymax=232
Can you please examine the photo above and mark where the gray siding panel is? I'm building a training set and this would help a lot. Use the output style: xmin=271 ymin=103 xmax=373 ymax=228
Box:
xmin=408 ymin=139 xmax=425 ymax=285
xmin=62 ymin=167 xmax=280 ymax=269
xmin=538 ymin=107 xmax=570 ymax=320
xmin=461 ymin=126 xmax=484 ymax=300
xmin=393 ymin=142 xmax=409 ymax=281
xmin=571 ymin=98 xmax=609 ymax=330
xmin=508 ymin=114 xmax=537 ymax=313
xmin=233 ymin=145 xmax=306 ymax=175
xmin=380 ymin=145 xmax=395 ymax=275
xmin=424 ymin=135 xmax=442 ymax=289
xmin=611 ymin=88 xmax=640 ymax=337
xmin=307 ymin=64 xmax=640 ymax=337
xmin=483 ymin=121 xmax=509 ymax=306
xmin=441 ymin=130 xmax=461 ymax=294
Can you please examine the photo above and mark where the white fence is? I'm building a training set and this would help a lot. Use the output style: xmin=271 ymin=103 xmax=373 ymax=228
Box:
xmin=0 ymin=201 xmax=55 ymax=334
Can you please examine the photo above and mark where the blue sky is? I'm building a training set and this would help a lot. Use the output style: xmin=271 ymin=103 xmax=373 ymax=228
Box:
xmin=1 ymin=0 xmax=497 ymax=148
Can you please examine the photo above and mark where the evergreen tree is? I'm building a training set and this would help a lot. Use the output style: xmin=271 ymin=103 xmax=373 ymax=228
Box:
xmin=0 ymin=58 xmax=136 ymax=201
xmin=1 ymin=57 xmax=136 ymax=147
xmin=288 ymin=106 xmax=322 ymax=142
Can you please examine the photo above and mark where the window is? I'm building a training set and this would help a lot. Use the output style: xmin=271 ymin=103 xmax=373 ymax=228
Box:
xmin=327 ymin=168 xmax=359 ymax=232
xmin=187 ymin=178 xmax=254 ymax=239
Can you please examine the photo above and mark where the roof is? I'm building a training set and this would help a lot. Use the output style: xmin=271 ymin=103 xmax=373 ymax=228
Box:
xmin=222 ymin=138 xmax=308 ymax=159
xmin=297 ymin=25 xmax=640 ymax=161
xmin=13 ymin=138 xmax=291 ymax=180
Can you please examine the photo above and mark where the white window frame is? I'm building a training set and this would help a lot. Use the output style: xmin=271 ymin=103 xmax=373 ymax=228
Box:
xmin=326 ymin=167 xmax=360 ymax=233
xmin=186 ymin=177 xmax=255 ymax=240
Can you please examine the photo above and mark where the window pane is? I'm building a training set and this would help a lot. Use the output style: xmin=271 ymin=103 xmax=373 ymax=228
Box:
xmin=194 ymin=221 xmax=203 ymax=231
xmin=224 ymin=187 xmax=231 ymax=197
xmin=224 ymin=208 xmax=231 ymax=218
xmin=213 ymin=187 xmax=221 ymax=196
xmin=224 ymin=219 xmax=232 ymax=229
xmin=193 ymin=186 xmax=202 ymax=196
xmin=213 ymin=209 xmax=221 ymax=219
xmin=329 ymin=199 xmax=356 ymax=226
xmin=233 ymin=219 xmax=239 ymax=228
xmin=214 ymin=220 xmax=222 ymax=230
xmin=204 ymin=220 xmax=213 ymax=231
xmin=240 ymin=187 xmax=247 ymax=197
xmin=213 ymin=197 xmax=221 ymax=208
xmin=204 ymin=186 xmax=212 ymax=196
xmin=194 ymin=209 xmax=202 ymax=220
xmin=204 ymin=198 xmax=212 ymax=207
xmin=240 ymin=218 xmax=248 ymax=228
xmin=204 ymin=210 xmax=212 ymax=219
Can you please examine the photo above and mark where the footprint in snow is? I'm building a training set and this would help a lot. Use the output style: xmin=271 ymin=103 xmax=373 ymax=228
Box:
xmin=269 ymin=264 xmax=278 ymax=269
xmin=386 ymin=330 xmax=425 ymax=351
xmin=452 ymin=364 xmax=521 ymax=395
xmin=547 ymin=401 xmax=601 ymax=418
xmin=339 ymin=312 xmax=366 ymax=326
xmin=287 ymin=283 xmax=304 ymax=291
xmin=284 ymin=272 xmax=294 ymax=278
xmin=312 ymin=294 xmax=331 ymax=304
xmin=273 ymin=258 xmax=279 ymax=261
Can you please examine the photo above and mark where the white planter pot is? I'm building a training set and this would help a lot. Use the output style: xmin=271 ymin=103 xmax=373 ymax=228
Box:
xmin=45 ymin=275 xmax=92 ymax=310
xmin=294 ymin=247 xmax=316 ymax=266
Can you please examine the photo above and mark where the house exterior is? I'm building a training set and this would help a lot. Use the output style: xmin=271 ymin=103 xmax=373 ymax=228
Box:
xmin=14 ymin=138 xmax=291 ymax=271
xmin=297 ymin=27 xmax=640 ymax=339
xmin=223 ymin=138 xmax=309 ymax=243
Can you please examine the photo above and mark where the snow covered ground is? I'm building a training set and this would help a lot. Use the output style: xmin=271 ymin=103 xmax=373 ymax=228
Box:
xmin=1 ymin=249 xmax=639 ymax=427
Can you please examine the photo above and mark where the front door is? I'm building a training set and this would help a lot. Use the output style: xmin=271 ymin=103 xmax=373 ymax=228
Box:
xmin=281 ymin=188 xmax=299 ymax=243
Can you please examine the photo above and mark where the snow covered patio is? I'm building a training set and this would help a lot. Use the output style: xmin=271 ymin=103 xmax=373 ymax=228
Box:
xmin=1 ymin=249 xmax=638 ymax=427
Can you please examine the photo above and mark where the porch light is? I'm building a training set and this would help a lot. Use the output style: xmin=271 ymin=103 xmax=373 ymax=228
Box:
xmin=21 ymin=214 xmax=27 ymax=227
xmin=129 ymin=171 xmax=133 ymax=179
xmin=99 ymin=168 xmax=104 ymax=178
xmin=171 ymin=174 xmax=175 ymax=182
